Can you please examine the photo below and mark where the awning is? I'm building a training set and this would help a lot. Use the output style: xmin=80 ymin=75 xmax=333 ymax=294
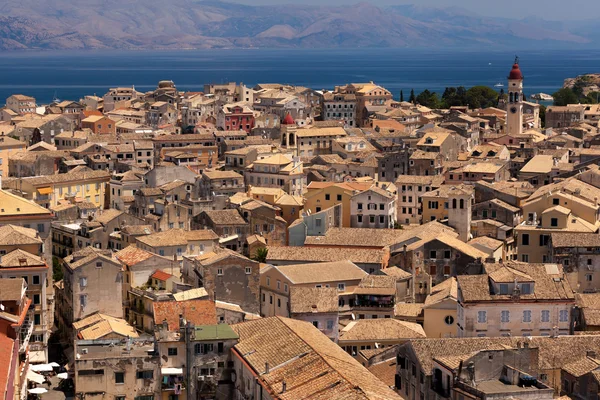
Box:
xmin=49 ymin=362 xmax=60 ymax=367
xmin=37 ymin=187 xmax=53 ymax=195
xmin=161 ymin=367 xmax=183 ymax=375
xmin=26 ymin=369 xmax=45 ymax=384
xmin=28 ymin=388 xmax=48 ymax=394
xmin=28 ymin=350 xmax=46 ymax=363
xmin=57 ymin=372 xmax=69 ymax=379
xmin=30 ymin=364 xmax=53 ymax=372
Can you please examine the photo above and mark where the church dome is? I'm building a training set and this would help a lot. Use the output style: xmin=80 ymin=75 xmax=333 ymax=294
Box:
xmin=282 ymin=113 xmax=295 ymax=125
xmin=508 ymin=63 xmax=523 ymax=80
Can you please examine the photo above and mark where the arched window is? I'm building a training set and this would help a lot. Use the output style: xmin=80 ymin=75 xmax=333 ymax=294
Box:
xmin=452 ymin=199 xmax=457 ymax=209
xmin=460 ymin=199 xmax=464 ymax=209
xmin=509 ymin=92 xmax=514 ymax=103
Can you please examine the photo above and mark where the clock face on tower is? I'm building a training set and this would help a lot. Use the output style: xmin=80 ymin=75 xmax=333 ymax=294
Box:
xmin=510 ymin=107 xmax=518 ymax=114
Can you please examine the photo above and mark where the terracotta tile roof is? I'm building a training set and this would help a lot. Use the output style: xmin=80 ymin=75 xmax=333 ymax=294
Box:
xmin=562 ymin=356 xmax=600 ymax=377
xmin=63 ymin=247 xmax=116 ymax=271
xmin=136 ymin=229 xmax=218 ymax=247
xmin=354 ymin=275 xmax=396 ymax=295
xmin=202 ymin=209 xmax=247 ymax=226
xmin=394 ymin=303 xmax=425 ymax=318
xmin=77 ymin=315 xmax=139 ymax=340
xmin=457 ymin=262 xmax=575 ymax=303
xmin=266 ymin=246 xmax=386 ymax=265
xmin=173 ymin=288 xmax=208 ymax=301
xmin=381 ymin=267 xmax=412 ymax=280
xmin=151 ymin=270 xmax=173 ymax=281
xmin=196 ymin=248 xmax=255 ymax=266
xmin=203 ymin=170 xmax=243 ymax=180
xmin=153 ymin=299 xmax=217 ymax=331
xmin=551 ymin=233 xmax=600 ymax=248
xmin=269 ymin=260 xmax=367 ymax=285
xmin=0 ymin=249 xmax=46 ymax=269
xmin=0 ymin=189 xmax=53 ymax=217
xmin=289 ymin=287 xmax=338 ymax=314
xmin=576 ymin=293 xmax=600 ymax=326
xmin=115 ymin=245 xmax=155 ymax=266
xmin=24 ymin=167 xmax=110 ymax=186
xmin=367 ymin=358 xmax=399 ymax=388
xmin=232 ymin=316 xmax=401 ymax=399
xmin=339 ymin=319 xmax=425 ymax=342
xmin=0 ymin=224 xmax=42 ymax=246
xmin=424 ymin=277 xmax=457 ymax=307
xmin=0 ymin=279 xmax=24 ymax=302
xmin=0 ymin=333 xmax=14 ymax=396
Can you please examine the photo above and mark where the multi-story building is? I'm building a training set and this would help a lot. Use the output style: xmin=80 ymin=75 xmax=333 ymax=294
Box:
xmin=457 ymin=262 xmax=575 ymax=338
xmin=335 ymin=82 xmax=393 ymax=127
xmin=217 ymin=103 xmax=255 ymax=133
xmin=6 ymin=94 xmax=36 ymax=115
xmin=0 ymin=135 xmax=26 ymax=177
xmin=349 ymin=184 xmax=397 ymax=228
xmin=135 ymin=229 xmax=219 ymax=261
xmin=80 ymin=115 xmax=116 ymax=135
xmin=0 ymin=249 xmax=49 ymax=363
xmin=197 ymin=170 xmax=245 ymax=199
xmin=321 ymin=92 xmax=357 ymax=127
xmin=394 ymin=175 xmax=444 ymax=225
xmin=304 ymin=180 xmax=372 ymax=227
xmin=546 ymin=105 xmax=586 ymax=129
xmin=102 ymin=87 xmax=141 ymax=112
xmin=281 ymin=125 xmax=347 ymax=157
xmin=289 ymin=287 xmax=339 ymax=341
xmin=551 ymin=233 xmax=600 ymax=294
xmin=244 ymin=153 xmax=304 ymax=196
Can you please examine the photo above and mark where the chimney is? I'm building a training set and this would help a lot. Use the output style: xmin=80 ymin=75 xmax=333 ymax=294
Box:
xmin=265 ymin=362 xmax=270 ymax=374
xmin=282 ymin=380 xmax=287 ymax=393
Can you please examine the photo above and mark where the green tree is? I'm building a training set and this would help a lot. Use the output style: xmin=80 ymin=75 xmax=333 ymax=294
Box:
xmin=539 ymin=105 xmax=546 ymax=128
xmin=52 ymin=257 xmax=63 ymax=282
xmin=415 ymin=89 xmax=441 ymax=109
xmin=400 ymin=90 xmax=404 ymax=102
xmin=552 ymin=88 xmax=578 ymax=106
xmin=441 ymin=86 xmax=468 ymax=108
xmin=252 ymin=247 xmax=268 ymax=263
xmin=409 ymin=89 xmax=416 ymax=103
xmin=465 ymin=86 xmax=499 ymax=109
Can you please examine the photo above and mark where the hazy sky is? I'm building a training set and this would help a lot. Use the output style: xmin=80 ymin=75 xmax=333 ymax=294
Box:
xmin=231 ymin=0 xmax=595 ymax=21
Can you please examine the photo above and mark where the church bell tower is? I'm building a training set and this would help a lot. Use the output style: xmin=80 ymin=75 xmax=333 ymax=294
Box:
xmin=506 ymin=56 xmax=524 ymax=135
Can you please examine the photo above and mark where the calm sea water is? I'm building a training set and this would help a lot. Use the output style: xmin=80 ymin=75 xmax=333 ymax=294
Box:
xmin=1 ymin=48 xmax=599 ymax=104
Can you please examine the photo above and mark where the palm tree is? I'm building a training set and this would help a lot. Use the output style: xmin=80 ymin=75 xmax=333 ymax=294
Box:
xmin=253 ymin=247 xmax=268 ymax=263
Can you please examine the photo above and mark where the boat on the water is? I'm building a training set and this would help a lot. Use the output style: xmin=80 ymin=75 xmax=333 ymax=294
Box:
xmin=494 ymin=83 xmax=504 ymax=88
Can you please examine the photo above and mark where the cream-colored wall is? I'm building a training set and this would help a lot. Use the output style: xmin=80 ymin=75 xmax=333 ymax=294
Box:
xmin=71 ymin=259 xmax=123 ymax=321
xmin=0 ymin=144 xmax=25 ymax=176
xmin=423 ymin=300 xmax=457 ymax=338
xmin=458 ymin=302 xmax=572 ymax=337
xmin=304 ymin=186 xmax=352 ymax=227
xmin=523 ymin=194 xmax=598 ymax=225
xmin=516 ymin=228 xmax=553 ymax=263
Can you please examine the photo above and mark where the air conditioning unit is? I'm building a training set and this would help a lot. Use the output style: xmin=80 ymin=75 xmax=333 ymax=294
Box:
xmin=198 ymin=376 xmax=205 ymax=381
xmin=81 ymin=348 xmax=88 ymax=354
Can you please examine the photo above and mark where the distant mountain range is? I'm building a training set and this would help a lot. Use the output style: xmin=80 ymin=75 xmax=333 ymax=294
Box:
xmin=0 ymin=0 xmax=597 ymax=51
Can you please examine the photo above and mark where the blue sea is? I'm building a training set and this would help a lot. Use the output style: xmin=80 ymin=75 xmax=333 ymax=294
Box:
xmin=1 ymin=48 xmax=599 ymax=104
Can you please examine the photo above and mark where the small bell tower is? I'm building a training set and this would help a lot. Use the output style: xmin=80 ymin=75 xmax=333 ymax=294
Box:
xmin=506 ymin=56 xmax=524 ymax=135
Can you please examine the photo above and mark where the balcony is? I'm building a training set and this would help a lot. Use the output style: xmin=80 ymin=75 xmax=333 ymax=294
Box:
xmin=161 ymin=373 xmax=186 ymax=391
xmin=432 ymin=380 xmax=451 ymax=398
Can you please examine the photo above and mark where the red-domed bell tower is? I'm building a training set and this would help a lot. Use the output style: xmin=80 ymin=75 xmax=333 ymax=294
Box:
xmin=507 ymin=56 xmax=524 ymax=135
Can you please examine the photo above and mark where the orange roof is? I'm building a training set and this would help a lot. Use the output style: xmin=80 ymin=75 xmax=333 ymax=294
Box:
xmin=153 ymin=299 xmax=217 ymax=331
xmin=82 ymin=110 xmax=103 ymax=118
xmin=372 ymin=120 xmax=406 ymax=132
xmin=0 ymin=333 xmax=14 ymax=395
xmin=115 ymin=245 xmax=154 ymax=266
xmin=151 ymin=270 xmax=173 ymax=281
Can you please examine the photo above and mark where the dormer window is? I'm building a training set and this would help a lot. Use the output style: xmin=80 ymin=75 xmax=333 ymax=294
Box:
xmin=425 ymin=138 xmax=434 ymax=144
xmin=499 ymin=283 xmax=509 ymax=295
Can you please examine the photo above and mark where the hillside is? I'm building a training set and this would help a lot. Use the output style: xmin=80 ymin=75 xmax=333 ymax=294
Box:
xmin=0 ymin=0 xmax=594 ymax=51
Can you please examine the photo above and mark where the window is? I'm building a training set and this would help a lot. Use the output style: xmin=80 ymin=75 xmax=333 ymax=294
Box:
xmin=477 ymin=311 xmax=487 ymax=323
xmin=79 ymin=369 xmax=104 ymax=376
xmin=559 ymin=310 xmax=568 ymax=322
xmin=32 ymin=275 xmax=40 ymax=285
xmin=337 ymin=194 xmax=342 ymax=201
xmin=168 ymin=348 xmax=177 ymax=356
xmin=325 ymin=194 xmax=330 ymax=201
xmin=444 ymin=315 xmax=454 ymax=325
xmin=245 ymin=267 xmax=252 ymax=275
xmin=588 ymin=259 xmax=593 ymax=266
xmin=277 ymin=280 xmax=281 ymax=290
xmin=499 ymin=284 xmax=509 ymax=294
xmin=217 ymin=268 xmax=223 ymax=276
xmin=116 ymin=397 xmax=126 ymax=400
xmin=444 ymin=250 xmax=451 ymax=259
xmin=159 ymin=250 xmax=165 ymax=256
xmin=277 ymin=298 xmax=281 ymax=308
xmin=379 ymin=215 xmax=385 ymax=224
xmin=501 ymin=310 xmax=510 ymax=323
xmin=587 ymin=274 xmax=593 ymax=282
xmin=553 ymin=198 xmax=559 ymax=205
xmin=284 ymin=283 xmax=288 ymax=293
xmin=338 ymin=283 xmax=345 ymax=291
xmin=37 ymin=223 xmax=45 ymax=233
xmin=315 ymin=218 xmax=322 ymax=227
xmin=370 ymin=215 xmax=375 ymax=223
xmin=34 ymin=314 xmax=41 ymax=325
xmin=194 ymin=343 xmax=213 ymax=354
xmin=358 ymin=203 xmax=363 ymax=210
xmin=96 ymin=261 xmax=102 ymax=268
xmin=136 ymin=370 xmax=154 ymax=380
xmin=522 ymin=234 xmax=529 ymax=246
xmin=541 ymin=310 xmax=550 ymax=322
xmin=33 ymin=294 xmax=40 ymax=305
xmin=430 ymin=250 xmax=437 ymax=259
xmin=522 ymin=254 xmax=529 ymax=262
xmin=327 ymin=320 xmax=334 ymax=330
xmin=521 ymin=283 xmax=532 ymax=294
xmin=80 ymin=295 xmax=87 ymax=308
xmin=115 ymin=372 xmax=124 ymax=384
xmin=379 ymin=203 xmax=385 ymax=210
xmin=266 ymin=277 xmax=270 ymax=286
xmin=80 ymin=277 xmax=87 ymax=288
xmin=523 ymin=310 xmax=532 ymax=322
xmin=551 ymin=218 xmax=558 ymax=227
